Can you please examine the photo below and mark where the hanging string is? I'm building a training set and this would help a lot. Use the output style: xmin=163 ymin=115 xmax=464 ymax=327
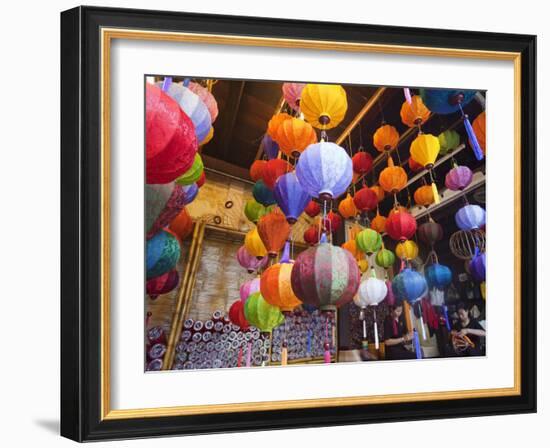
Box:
xmin=403 ymin=87 xmax=412 ymax=104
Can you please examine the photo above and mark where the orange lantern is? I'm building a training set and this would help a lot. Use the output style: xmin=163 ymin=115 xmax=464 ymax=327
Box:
xmin=414 ymin=184 xmax=434 ymax=207
xmin=379 ymin=157 xmax=408 ymax=194
xmin=400 ymin=96 xmax=430 ymax=128
xmin=257 ymin=209 xmax=291 ymax=258
xmin=371 ymin=185 xmax=385 ymax=202
xmin=249 ymin=160 xmax=267 ymax=182
xmin=472 ymin=111 xmax=486 ymax=154
xmin=370 ymin=212 xmax=386 ymax=234
xmin=260 ymin=251 xmax=302 ymax=312
xmin=274 ymin=117 xmax=317 ymax=158
xmin=168 ymin=208 xmax=194 ymax=241
xmin=348 ymin=223 xmax=364 ymax=240
xmin=373 ymin=124 xmax=400 ymax=153
xmin=267 ymin=112 xmax=293 ymax=139
xmin=338 ymin=193 xmax=358 ymax=219
xmin=342 ymin=239 xmax=363 ymax=261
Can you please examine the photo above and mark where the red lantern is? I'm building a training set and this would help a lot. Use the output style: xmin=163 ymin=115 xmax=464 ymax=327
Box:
xmin=262 ymin=159 xmax=291 ymax=190
xmin=304 ymin=226 xmax=320 ymax=245
xmin=196 ymin=171 xmax=206 ymax=188
xmin=322 ymin=211 xmax=343 ymax=233
xmin=229 ymin=301 xmax=249 ymax=330
xmin=304 ymin=200 xmax=321 ymax=218
xmin=408 ymin=157 xmax=424 ymax=172
xmin=250 ymin=160 xmax=267 ymax=182
xmin=352 ymin=152 xmax=373 ymax=175
xmin=353 ymin=186 xmax=379 ymax=212
xmin=385 ymin=209 xmax=417 ymax=241
xmin=168 ymin=208 xmax=194 ymax=241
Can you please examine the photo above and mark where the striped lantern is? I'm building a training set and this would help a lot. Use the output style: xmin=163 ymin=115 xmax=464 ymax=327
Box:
xmin=356 ymin=229 xmax=382 ymax=255
xmin=282 ymin=82 xmax=306 ymax=111
xmin=188 ymin=81 xmax=219 ymax=122
xmin=175 ymin=153 xmax=204 ymax=186
xmin=236 ymin=246 xmax=268 ymax=273
xmin=244 ymin=292 xmax=285 ymax=333
xmin=425 ymin=263 xmax=453 ymax=289
xmin=455 ymin=204 xmax=486 ymax=230
xmin=418 ymin=220 xmax=444 ymax=246
xmin=445 ymin=165 xmax=473 ymax=191
xmin=375 ymin=248 xmax=396 ymax=269
xmin=273 ymin=172 xmax=311 ymax=224
xmin=239 ymin=277 xmax=261 ymax=302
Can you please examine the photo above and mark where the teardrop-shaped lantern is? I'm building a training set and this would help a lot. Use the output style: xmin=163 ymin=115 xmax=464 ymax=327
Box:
xmin=252 ymin=180 xmax=276 ymax=206
xmin=395 ymin=240 xmax=419 ymax=260
xmin=353 ymin=186 xmax=379 ymax=212
xmin=338 ymin=194 xmax=358 ymax=219
xmin=273 ymin=172 xmax=311 ymax=224
xmin=352 ymin=152 xmax=373 ymax=175
xmin=392 ymin=268 xmax=427 ymax=304
xmin=274 ymin=117 xmax=317 ymax=158
xmin=400 ymin=95 xmax=430 ymax=128
xmin=425 ymin=263 xmax=452 ymax=289
xmin=300 ymin=84 xmax=348 ymax=129
xmin=244 ymin=292 xmax=285 ymax=332
xmin=249 ymin=160 xmax=267 ymax=182
xmin=438 ymin=129 xmax=460 ymax=155
xmin=282 ymin=82 xmax=306 ymax=111
xmin=373 ymin=124 xmax=400 ymax=152
xmin=356 ymin=229 xmax=383 ymax=255
xmin=445 ymin=165 xmax=473 ymax=191
xmin=413 ymin=185 xmax=434 ymax=207
xmin=244 ymin=227 xmax=268 ymax=259
xmin=455 ymin=204 xmax=486 ymax=230
xmin=257 ymin=209 xmax=291 ymax=258
xmin=385 ymin=209 xmax=417 ymax=242
xmin=379 ymin=157 xmax=408 ymax=194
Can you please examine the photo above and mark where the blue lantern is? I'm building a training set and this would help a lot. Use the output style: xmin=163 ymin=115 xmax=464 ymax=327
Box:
xmin=295 ymin=142 xmax=353 ymax=201
xmin=182 ymin=183 xmax=198 ymax=204
xmin=262 ymin=134 xmax=280 ymax=160
xmin=470 ymin=251 xmax=486 ymax=282
xmin=455 ymin=204 xmax=486 ymax=230
xmin=253 ymin=180 xmax=276 ymax=206
xmin=146 ymin=230 xmax=181 ymax=279
xmin=392 ymin=268 xmax=427 ymax=304
xmin=419 ymin=89 xmax=477 ymax=115
xmin=273 ymin=172 xmax=311 ymax=224
xmin=425 ymin=263 xmax=452 ymax=289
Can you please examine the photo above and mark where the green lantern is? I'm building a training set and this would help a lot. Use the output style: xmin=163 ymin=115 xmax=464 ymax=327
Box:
xmin=438 ymin=129 xmax=460 ymax=155
xmin=244 ymin=199 xmax=267 ymax=223
xmin=356 ymin=229 xmax=382 ymax=255
xmin=175 ymin=154 xmax=204 ymax=185
xmin=375 ymin=247 xmax=396 ymax=269
xmin=244 ymin=292 xmax=284 ymax=333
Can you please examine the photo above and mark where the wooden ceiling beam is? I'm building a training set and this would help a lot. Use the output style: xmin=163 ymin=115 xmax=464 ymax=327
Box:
xmin=254 ymin=95 xmax=285 ymax=160
xmin=221 ymin=81 xmax=246 ymax=159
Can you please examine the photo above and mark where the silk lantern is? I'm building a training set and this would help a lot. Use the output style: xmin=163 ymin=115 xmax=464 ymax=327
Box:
xmin=304 ymin=200 xmax=321 ymax=218
xmin=146 ymin=230 xmax=181 ymax=279
xmin=438 ymin=129 xmax=460 ymax=155
xmin=410 ymin=133 xmax=441 ymax=204
xmin=400 ymin=95 xmax=430 ymax=128
xmin=282 ymin=82 xmax=306 ymax=111
xmin=425 ymin=263 xmax=452 ymax=289
xmin=342 ymin=239 xmax=364 ymax=261
xmin=250 ymin=160 xmax=267 ymax=182
xmin=470 ymin=251 xmax=486 ymax=282
xmin=273 ymin=172 xmax=311 ymax=224
xmin=385 ymin=209 xmax=417 ymax=242
xmin=455 ymin=204 xmax=486 ymax=230
xmin=196 ymin=171 xmax=206 ymax=188
xmin=244 ymin=199 xmax=269 ymax=223
xmin=253 ymin=180 xmax=276 ymax=206
xmin=408 ymin=156 xmax=424 ymax=173
xmin=356 ymin=229 xmax=382 ymax=255
xmin=257 ymin=209 xmax=291 ymax=258
xmin=322 ymin=211 xmax=343 ymax=233
xmin=146 ymin=84 xmax=198 ymax=184
xmin=418 ymin=220 xmax=444 ymax=246
xmin=370 ymin=212 xmax=386 ymax=233
xmin=146 ymin=183 xmax=187 ymax=239
xmin=379 ymin=157 xmax=407 ymax=194
xmin=267 ymin=113 xmax=293 ymax=139
xmin=260 ymin=243 xmax=302 ymax=312
xmin=229 ymin=300 xmax=250 ymax=330
xmin=300 ymin=84 xmax=348 ymax=130
xmin=396 ymin=240 xmax=419 ymax=260
xmin=182 ymin=183 xmax=199 ymax=205
xmin=371 ymin=185 xmax=385 ymax=202
xmin=175 ymin=153 xmax=203 ymax=186
xmin=244 ymin=227 xmax=268 ymax=259
xmin=239 ymin=277 xmax=261 ymax=302
xmin=353 ymin=186 xmax=379 ymax=212
xmin=375 ymin=248 xmax=396 ymax=269
xmin=419 ymin=88 xmax=476 ymax=115
xmin=338 ymin=194 xmax=358 ymax=219
xmin=261 ymin=134 xmax=280 ymax=160
xmin=352 ymin=152 xmax=373 ymax=175
xmin=188 ymin=81 xmax=219 ymax=123
xmin=201 ymin=126 xmax=214 ymax=146
xmin=168 ymin=207 xmax=193 ymax=241
xmin=274 ymin=117 xmax=317 ymax=158
xmin=392 ymin=268 xmax=428 ymax=304
xmin=472 ymin=111 xmax=486 ymax=154
xmin=237 ymin=246 xmax=268 ymax=274
xmin=244 ymin=292 xmax=285 ymax=333
xmin=262 ymin=158 xmax=291 ymax=190
xmin=373 ymin=124 xmax=400 ymax=153
xmin=296 ymin=142 xmax=353 ymax=201
xmin=304 ymin=226 xmax=320 ymax=246
xmin=413 ymin=185 xmax=434 ymax=207
xmin=358 ymin=259 xmax=369 ymax=273
xmin=445 ymin=165 xmax=473 ymax=191
xmin=290 ymin=237 xmax=361 ymax=309
xmin=354 ymin=275 xmax=387 ymax=347
xmin=146 ymin=269 xmax=180 ymax=299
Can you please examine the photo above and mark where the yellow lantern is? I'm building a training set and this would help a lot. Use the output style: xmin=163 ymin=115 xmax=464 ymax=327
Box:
xmin=274 ymin=117 xmax=317 ymax=158
xmin=400 ymin=96 xmax=430 ymax=128
xmin=370 ymin=212 xmax=387 ymax=234
xmin=338 ymin=194 xmax=358 ymax=219
xmin=267 ymin=113 xmax=292 ymax=139
xmin=300 ymin=84 xmax=348 ymax=130
xmin=200 ymin=126 xmax=214 ymax=145
xmin=244 ymin=227 xmax=267 ymax=259
xmin=396 ymin=240 xmax=419 ymax=260
xmin=357 ymin=258 xmax=369 ymax=273
xmin=373 ymin=124 xmax=400 ymax=153
xmin=413 ymin=184 xmax=434 ymax=207
xmin=410 ymin=133 xmax=441 ymax=204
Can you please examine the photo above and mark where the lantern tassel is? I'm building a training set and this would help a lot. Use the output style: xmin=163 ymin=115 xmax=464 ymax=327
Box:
xmin=374 ymin=321 xmax=379 ymax=350
xmin=443 ymin=305 xmax=451 ymax=331
xmin=324 ymin=348 xmax=332 ymax=364
xmin=362 ymin=315 xmax=367 ymax=339
xmin=431 ymin=180 xmax=440 ymax=205
xmin=463 ymin=114 xmax=484 ymax=161
xmin=161 ymin=76 xmax=172 ymax=92
xmin=246 ymin=341 xmax=252 ymax=367
xmin=413 ymin=329 xmax=422 ymax=359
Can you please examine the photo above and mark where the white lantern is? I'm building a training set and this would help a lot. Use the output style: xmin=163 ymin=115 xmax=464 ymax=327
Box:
xmin=353 ymin=276 xmax=387 ymax=348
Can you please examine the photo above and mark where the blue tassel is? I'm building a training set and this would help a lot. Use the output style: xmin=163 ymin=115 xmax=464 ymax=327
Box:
xmin=161 ymin=76 xmax=172 ymax=92
xmin=464 ymin=116 xmax=484 ymax=161
xmin=443 ymin=305 xmax=451 ymax=331
xmin=183 ymin=78 xmax=190 ymax=87
xmin=413 ymin=329 xmax=422 ymax=359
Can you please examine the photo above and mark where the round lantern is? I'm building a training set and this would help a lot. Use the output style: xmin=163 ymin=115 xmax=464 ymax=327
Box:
xmin=237 ymin=246 xmax=268 ymax=274
xmin=395 ymin=240 xmax=419 ymax=260
xmin=445 ymin=165 xmax=473 ymax=191
xmin=338 ymin=194 xmax=358 ymax=219
xmin=352 ymin=152 xmax=373 ymax=175
xmin=168 ymin=207 xmax=194 ymax=241
xmin=375 ymin=248 xmax=396 ymax=269
xmin=353 ymin=186 xmax=378 ymax=212
xmin=175 ymin=153 xmax=203 ymax=186
xmin=250 ymin=160 xmax=267 ymax=182
xmin=146 ymin=230 xmax=181 ymax=279
xmin=410 ymin=133 xmax=441 ymax=204
xmin=182 ymin=183 xmax=199 ymax=205
xmin=273 ymin=172 xmax=311 ymax=224
xmin=262 ymin=158 xmax=291 ymax=190
xmin=470 ymin=251 xmax=486 ymax=282
xmin=370 ymin=212 xmax=386 ymax=233
xmin=267 ymin=113 xmax=293 ymax=139
xmin=261 ymin=134 xmax=280 ymax=160
xmin=244 ymin=198 xmax=269 ymax=224
xmin=252 ymin=180 xmax=276 ymax=206
xmin=472 ymin=111 xmax=486 ymax=153
xmin=354 ymin=277 xmax=388 ymax=307
xmin=188 ymin=81 xmax=219 ymax=123
xmin=455 ymin=204 xmax=486 ymax=230
xmin=229 ymin=300 xmax=250 ymax=330
xmin=373 ymin=124 xmax=400 ymax=153
xmin=282 ymin=82 xmax=306 ymax=111
xmin=400 ymin=95 xmax=430 ymax=128
xmin=413 ymin=184 xmax=434 ymax=207
xmin=244 ymin=227 xmax=268 ymax=259
xmin=295 ymin=142 xmax=353 ymax=201
xmin=342 ymin=239 xmax=363 ymax=261
xmin=146 ymin=269 xmax=179 ymax=299
xmin=257 ymin=209 xmax=291 ymax=257
xmin=371 ymin=185 xmax=385 ymax=202
xmin=239 ymin=277 xmax=261 ymax=302
xmin=291 ymin=238 xmax=361 ymax=309
xmin=356 ymin=229 xmax=382 ymax=255
xmin=304 ymin=200 xmax=321 ymax=218
xmin=419 ymin=88 xmax=477 ymax=115
xmin=385 ymin=209 xmax=417 ymax=242
xmin=274 ymin=117 xmax=317 ymax=158
xmin=322 ymin=211 xmax=343 ymax=233
xmin=379 ymin=157 xmax=408 ymax=194
xmin=418 ymin=220 xmax=444 ymax=246
xmin=146 ymin=84 xmax=198 ymax=184
xmin=300 ymin=84 xmax=348 ymax=129
xmin=244 ymin=292 xmax=285 ymax=332
xmin=392 ymin=268 xmax=427 ymax=304
xmin=438 ymin=129 xmax=460 ymax=155
xmin=146 ymin=183 xmax=187 ymax=239
xmin=408 ymin=157 xmax=424 ymax=172
xmin=425 ymin=263 xmax=452 ymax=289
xmin=304 ymin=226 xmax=320 ymax=246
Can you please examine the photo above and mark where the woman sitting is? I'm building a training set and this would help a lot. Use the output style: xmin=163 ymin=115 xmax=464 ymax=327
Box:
xmin=383 ymin=303 xmax=416 ymax=360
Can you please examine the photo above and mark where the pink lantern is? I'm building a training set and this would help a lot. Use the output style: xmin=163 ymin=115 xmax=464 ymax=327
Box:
xmin=236 ymin=246 xmax=268 ymax=273
xmin=240 ymin=277 xmax=261 ymax=303
xmin=282 ymin=82 xmax=306 ymax=111
xmin=445 ymin=165 xmax=473 ymax=191
xmin=188 ymin=81 xmax=219 ymax=123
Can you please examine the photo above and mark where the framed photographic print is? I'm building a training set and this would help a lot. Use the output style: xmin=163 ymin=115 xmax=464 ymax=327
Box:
xmin=60 ymin=6 xmax=536 ymax=442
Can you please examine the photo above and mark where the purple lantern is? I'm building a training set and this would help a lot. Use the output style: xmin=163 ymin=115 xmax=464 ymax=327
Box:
xmin=282 ymin=82 xmax=306 ymax=111
xmin=239 ymin=277 xmax=261 ymax=303
xmin=261 ymin=134 xmax=280 ymax=160
xmin=445 ymin=165 xmax=473 ymax=191
xmin=273 ymin=172 xmax=311 ymax=224
xmin=455 ymin=204 xmax=486 ymax=230
xmin=182 ymin=183 xmax=199 ymax=204
xmin=470 ymin=251 xmax=486 ymax=282
xmin=236 ymin=245 xmax=268 ymax=273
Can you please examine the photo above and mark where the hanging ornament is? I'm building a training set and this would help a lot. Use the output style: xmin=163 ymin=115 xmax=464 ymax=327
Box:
xmin=410 ymin=133 xmax=441 ymax=204
xmin=370 ymin=211 xmax=387 ymax=234
xmin=237 ymin=246 xmax=268 ymax=274
xmin=291 ymin=235 xmax=361 ymax=309
xmin=413 ymin=184 xmax=435 ymax=207
xmin=175 ymin=153 xmax=204 ymax=186
xmin=379 ymin=156 xmax=408 ymax=195
xmin=273 ymin=172 xmax=311 ymax=224
xmin=425 ymin=264 xmax=452 ymax=289
xmin=244 ymin=292 xmax=285 ymax=333
xmin=322 ymin=211 xmax=343 ymax=233
xmin=370 ymin=185 xmax=385 ymax=202
xmin=395 ymin=240 xmax=419 ymax=261
xmin=352 ymin=152 xmax=373 ymax=175
xmin=252 ymin=180 xmax=276 ymax=206
xmin=354 ymin=274 xmax=387 ymax=348
xmin=295 ymin=142 xmax=353 ymax=201
xmin=196 ymin=171 xmax=206 ymax=188
xmin=418 ymin=220 xmax=444 ymax=246
xmin=455 ymin=204 xmax=486 ymax=230
xmin=274 ymin=117 xmax=317 ymax=158
xmin=244 ymin=199 xmax=269 ymax=223
xmin=303 ymin=226 xmax=320 ymax=246
xmin=469 ymin=250 xmax=486 ymax=282
xmin=300 ymin=84 xmax=348 ymax=130
xmin=385 ymin=209 xmax=417 ymax=242
xmin=182 ymin=183 xmax=199 ymax=205
xmin=400 ymin=95 xmax=430 ymax=128
xmin=449 ymin=229 xmax=486 ymax=260
xmin=419 ymin=88 xmax=477 ymax=115
xmin=257 ymin=209 xmax=291 ymax=258
xmin=250 ymin=160 xmax=267 ymax=182
xmin=338 ymin=194 xmax=358 ymax=219
xmin=472 ymin=111 xmax=486 ymax=154
xmin=146 ymin=230 xmax=181 ymax=279
xmin=146 ymin=269 xmax=180 ymax=299
xmin=262 ymin=159 xmax=292 ymax=190
xmin=373 ymin=124 xmax=400 ymax=153
xmin=201 ymin=126 xmax=214 ymax=146
xmin=146 ymin=183 xmax=187 ymax=239
xmin=353 ymin=186 xmax=379 ymax=212
xmin=188 ymin=81 xmax=219 ymax=123
xmin=239 ymin=277 xmax=261 ymax=302
xmin=168 ymin=207 xmax=194 ymax=241
xmin=356 ymin=229 xmax=382 ymax=255
xmin=445 ymin=165 xmax=473 ymax=191
xmin=358 ymin=259 xmax=369 ymax=273
xmin=438 ymin=129 xmax=461 ymax=155
xmin=392 ymin=268 xmax=428 ymax=304
xmin=267 ymin=112 xmax=293 ymax=139
xmin=304 ymin=200 xmax=321 ymax=218
xmin=229 ymin=300 xmax=250 ymax=330
xmin=261 ymin=134 xmax=280 ymax=160
xmin=342 ymin=239 xmax=364 ymax=261
xmin=244 ymin=227 xmax=268 ymax=259
xmin=146 ymin=84 xmax=198 ymax=184
xmin=282 ymin=82 xmax=306 ymax=111
xmin=375 ymin=247 xmax=396 ymax=269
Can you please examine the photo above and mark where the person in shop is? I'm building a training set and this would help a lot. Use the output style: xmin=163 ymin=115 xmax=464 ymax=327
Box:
xmin=383 ymin=302 xmax=416 ymax=360
xmin=450 ymin=302 xmax=486 ymax=356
